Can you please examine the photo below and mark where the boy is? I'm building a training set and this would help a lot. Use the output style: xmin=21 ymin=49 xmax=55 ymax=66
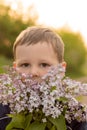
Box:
xmin=13 ymin=26 xmax=66 ymax=77
xmin=0 ymin=26 xmax=87 ymax=130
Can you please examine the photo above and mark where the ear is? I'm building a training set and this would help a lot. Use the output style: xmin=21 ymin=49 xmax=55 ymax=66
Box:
xmin=13 ymin=61 xmax=17 ymax=68
xmin=62 ymin=61 xmax=67 ymax=69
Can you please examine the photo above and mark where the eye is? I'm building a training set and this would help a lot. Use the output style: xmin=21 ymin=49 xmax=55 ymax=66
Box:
xmin=20 ymin=63 xmax=30 ymax=67
xmin=40 ymin=63 xmax=50 ymax=68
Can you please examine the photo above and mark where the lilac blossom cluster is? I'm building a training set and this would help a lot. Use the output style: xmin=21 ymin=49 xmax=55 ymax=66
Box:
xmin=0 ymin=65 xmax=87 ymax=123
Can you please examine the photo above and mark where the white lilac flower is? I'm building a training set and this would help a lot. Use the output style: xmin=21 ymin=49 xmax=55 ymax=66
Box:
xmin=42 ymin=118 xmax=47 ymax=123
xmin=0 ymin=65 xmax=87 ymax=123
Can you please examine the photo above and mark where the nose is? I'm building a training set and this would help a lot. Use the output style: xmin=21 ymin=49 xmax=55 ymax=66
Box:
xmin=30 ymin=66 xmax=40 ymax=77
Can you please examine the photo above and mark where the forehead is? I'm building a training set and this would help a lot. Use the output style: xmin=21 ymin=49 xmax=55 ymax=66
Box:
xmin=15 ymin=42 xmax=57 ymax=61
xmin=16 ymin=42 xmax=55 ymax=54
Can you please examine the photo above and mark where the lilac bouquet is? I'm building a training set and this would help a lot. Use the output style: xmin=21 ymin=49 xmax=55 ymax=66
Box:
xmin=0 ymin=64 xmax=87 ymax=130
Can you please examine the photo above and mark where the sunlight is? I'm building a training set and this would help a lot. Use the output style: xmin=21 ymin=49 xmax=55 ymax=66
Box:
xmin=4 ymin=0 xmax=87 ymax=45
xmin=11 ymin=3 xmax=17 ymax=10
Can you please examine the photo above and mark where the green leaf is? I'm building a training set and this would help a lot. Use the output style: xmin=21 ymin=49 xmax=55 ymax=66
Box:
xmin=58 ymin=97 xmax=68 ymax=102
xmin=51 ymin=125 xmax=56 ymax=130
xmin=6 ymin=113 xmax=25 ymax=130
xmin=24 ymin=113 xmax=32 ymax=130
xmin=48 ymin=115 xmax=67 ymax=130
xmin=46 ymin=119 xmax=53 ymax=129
xmin=28 ymin=121 xmax=46 ymax=130
xmin=51 ymin=86 xmax=56 ymax=92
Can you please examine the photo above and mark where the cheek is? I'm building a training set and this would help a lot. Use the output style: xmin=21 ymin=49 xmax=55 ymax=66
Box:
xmin=40 ymin=69 xmax=49 ymax=77
xmin=16 ymin=68 xmax=29 ymax=74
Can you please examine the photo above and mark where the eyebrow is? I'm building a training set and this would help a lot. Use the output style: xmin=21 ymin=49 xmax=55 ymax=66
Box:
xmin=16 ymin=59 xmax=30 ymax=63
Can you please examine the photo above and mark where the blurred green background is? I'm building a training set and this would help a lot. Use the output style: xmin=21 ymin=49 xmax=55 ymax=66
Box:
xmin=0 ymin=2 xmax=87 ymax=83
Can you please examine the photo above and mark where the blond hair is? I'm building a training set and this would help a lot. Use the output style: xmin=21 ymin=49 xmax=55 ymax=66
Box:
xmin=13 ymin=26 xmax=64 ymax=63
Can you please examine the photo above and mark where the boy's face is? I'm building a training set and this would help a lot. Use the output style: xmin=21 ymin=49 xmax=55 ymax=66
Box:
xmin=14 ymin=42 xmax=59 ymax=77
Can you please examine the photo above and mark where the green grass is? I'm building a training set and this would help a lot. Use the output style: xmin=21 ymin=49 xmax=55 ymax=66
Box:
xmin=0 ymin=56 xmax=13 ymax=73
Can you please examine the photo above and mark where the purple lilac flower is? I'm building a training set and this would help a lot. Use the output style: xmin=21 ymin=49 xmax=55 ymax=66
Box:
xmin=0 ymin=64 xmax=87 ymax=123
